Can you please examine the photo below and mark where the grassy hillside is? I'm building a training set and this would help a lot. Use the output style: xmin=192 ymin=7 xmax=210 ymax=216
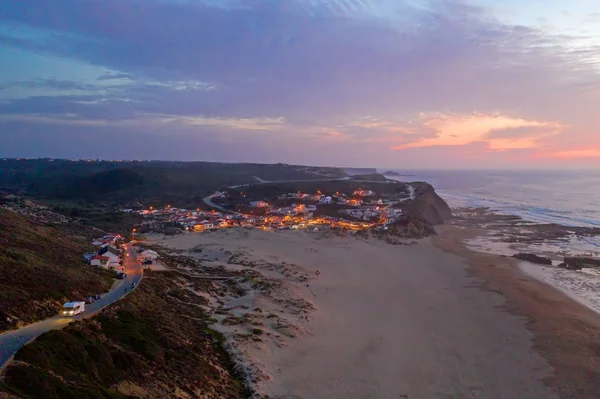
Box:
xmin=0 ymin=159 xmax=348 ymax=207
xmin=231 ymin=179 xmax=411 ymax=202
xmin=0 ymin=209 xmax=114 ymax=331
xmin=0 ymin=272 xmax=250 ymax=399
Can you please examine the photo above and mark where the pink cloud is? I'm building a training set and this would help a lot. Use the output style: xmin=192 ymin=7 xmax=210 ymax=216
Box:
xmin=545 ymin=149 xmax=600 ymax=159
xmin=389 ymin=113 xmax=563 ymax=151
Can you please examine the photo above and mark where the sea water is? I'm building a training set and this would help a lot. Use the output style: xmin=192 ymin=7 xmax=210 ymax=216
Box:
xmin=382 ymin=169 xmax=600 ymax=314
xmin=382 ymin=169 xmax=600 ymax=228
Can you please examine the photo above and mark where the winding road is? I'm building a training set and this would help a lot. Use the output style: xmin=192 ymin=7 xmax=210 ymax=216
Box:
xmin=204 ymin=176 xmax=401 ymax=214
xmin=0 ymin=243 xmax=143 ymax=373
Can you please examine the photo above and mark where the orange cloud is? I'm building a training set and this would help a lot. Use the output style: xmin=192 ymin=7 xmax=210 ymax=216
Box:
xmin=325 ymin=130 xmax=349 ymax=139
xmin=390 ymin=113 xmax=563 ymax=151
xmin=547 ymin=149 xmax=600 ymax=158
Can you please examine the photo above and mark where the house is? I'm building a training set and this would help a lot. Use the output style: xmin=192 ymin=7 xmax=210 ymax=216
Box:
xmin=200 ymin=220 xmax=215 ymax=229
xmin=97 ymin=245 xmax=121 ymax=267
xmin=319 ymin=196 xmax=333 ymax=204
xmin=90 ymin=255 xmax=110 ymax=268
xmin=193 ymin=224 xmax=204 ymax=232
xmin=103 ymin=233 xmax=121 ymax=242
xmin=353 ymin=189 xmax=376 ymax=197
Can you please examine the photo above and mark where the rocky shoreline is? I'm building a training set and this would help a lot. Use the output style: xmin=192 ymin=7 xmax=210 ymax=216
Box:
xmin=451 ymin=207 xmax=600 ymax=258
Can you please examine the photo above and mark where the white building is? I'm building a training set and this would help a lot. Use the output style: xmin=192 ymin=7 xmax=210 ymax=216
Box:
xmin=140 ymin=249 xmax=159 ymax=261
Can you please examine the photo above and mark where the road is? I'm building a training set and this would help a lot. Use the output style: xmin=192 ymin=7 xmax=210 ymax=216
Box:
xmin=227 ymin=176 xmax=351 ymax=189
xmin=204 ymin=176 xmax=401 ymax=215
xmin=0 ymin=243 xmax=143 ymax=373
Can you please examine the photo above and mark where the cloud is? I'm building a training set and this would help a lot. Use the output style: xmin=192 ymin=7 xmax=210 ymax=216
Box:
xmin=2 ymin=0 xmax=598 ymax=122
xmin=0 ymin=78 xmax=98 ymax=92
xmin=390 ymin=113 xmax=563 ymax=151
xmin=96 ymin=72 xmax=136 ymax=81
xmin=546 ymin=149 xmax=600 ymax=159
xmin=0 ymin=0 xmax=599 ymax=166
xmin=155 ymin=114 xmax=287 ymax=131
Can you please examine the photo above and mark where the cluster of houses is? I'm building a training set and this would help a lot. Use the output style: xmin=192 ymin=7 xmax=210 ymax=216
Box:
xmin=129 ymin=187 xmax=407 ymax=236
xmin=271 ymin=203 xmax=318 ymax=216
xmin=84 ymin=232 xmax=161 ymax=272
xmin=84 ymin=234 xmax=123 ymax=271
xmin=275 ymin=190 xmax=382 ymax=207
xmin=343 ymin=207 xmax=403 ymax=224
xmin=131 ymin=206 xmax=257 ymax=232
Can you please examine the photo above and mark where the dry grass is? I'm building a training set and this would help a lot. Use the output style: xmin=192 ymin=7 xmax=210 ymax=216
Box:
xmin=1 ymin=272 xmax=251 ymax=399
xmin=0 ymin=209 xmax=114 ymax=331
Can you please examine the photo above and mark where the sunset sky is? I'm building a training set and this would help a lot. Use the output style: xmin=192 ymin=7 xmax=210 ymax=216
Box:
xmin=1 ymin=0 xmax=599 ymax=168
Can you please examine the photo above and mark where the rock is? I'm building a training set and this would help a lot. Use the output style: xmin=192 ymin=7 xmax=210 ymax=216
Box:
xmin=404 ymin=183 xmax=452 ymax=225
xmin=512 ymin=253 xmax=552 ymax=265
xmin=387 ymin=216 xmax=436 ymax=239
xmin=564 ymin=257 xmax=600 ymax=269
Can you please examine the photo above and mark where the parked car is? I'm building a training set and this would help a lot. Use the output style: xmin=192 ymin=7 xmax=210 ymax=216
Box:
xmin=84 ymin=296 xmax=96 ymax=304
xmin=142 ymin=259 xmax=153 ymax=265
xmin=93 ymin=294 xmax=101 ymax=300
xmin=116 ymin=272 xmax=127 ymax=280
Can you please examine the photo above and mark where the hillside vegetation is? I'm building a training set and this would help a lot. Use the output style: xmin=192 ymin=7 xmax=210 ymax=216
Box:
xmin=0 ymin=159 xmax=348 ymax=207
xmin=0 ymin=272 xmax=250 ymax=399
xmin=0 ymin=208 xmax=114 ymax=331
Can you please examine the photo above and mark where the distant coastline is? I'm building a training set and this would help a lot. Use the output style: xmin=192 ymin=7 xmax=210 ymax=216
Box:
xmin=380 ymin=170 xmax=415 ymax=177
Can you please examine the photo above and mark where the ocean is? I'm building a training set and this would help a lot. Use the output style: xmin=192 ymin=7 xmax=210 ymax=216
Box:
xmin=382 ymin=169 xmax=600 ymax=315
xmin=382 ymin=169 xmax=600 ymax=228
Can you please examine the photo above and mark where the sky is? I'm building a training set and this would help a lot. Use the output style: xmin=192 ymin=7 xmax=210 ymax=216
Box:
xmin=0 ymin=0 xmax=599 ymax=169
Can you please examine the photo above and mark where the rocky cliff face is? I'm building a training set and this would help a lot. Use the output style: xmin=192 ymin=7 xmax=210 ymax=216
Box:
xmin=387 ymin=215 xmax=437 ymax=238
xmin=404 ymin=183 xmax=452 ymax=225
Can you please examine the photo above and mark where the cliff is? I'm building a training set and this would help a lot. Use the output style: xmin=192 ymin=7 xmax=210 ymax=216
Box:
xmin=387 ymin=215 xmax=437 ymax=239
xmin=404 ymin=183 xmax=452 ymax=225
xmin=351 ymin=173 xmax=389 ymax=182
xmin=343 ymin=167 xmax=378 ymax=176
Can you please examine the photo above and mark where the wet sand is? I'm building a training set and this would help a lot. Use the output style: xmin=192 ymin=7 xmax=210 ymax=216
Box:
xmin=434 ymin=225 xmax=600 ymax=399
xmin=148 ymin=227 xmax=600 ymax=398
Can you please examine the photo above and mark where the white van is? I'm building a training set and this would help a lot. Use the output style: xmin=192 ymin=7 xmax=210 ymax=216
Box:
xmin=62 ymin=301 xmax=85 ymax=316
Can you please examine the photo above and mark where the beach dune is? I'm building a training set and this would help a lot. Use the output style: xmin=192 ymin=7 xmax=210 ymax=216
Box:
xmin=153 ymin=230 xmax=556 ymax=399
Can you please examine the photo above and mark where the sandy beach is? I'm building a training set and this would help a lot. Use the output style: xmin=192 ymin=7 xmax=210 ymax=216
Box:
xmin=147 ymin=227 xmax=600 ymax=398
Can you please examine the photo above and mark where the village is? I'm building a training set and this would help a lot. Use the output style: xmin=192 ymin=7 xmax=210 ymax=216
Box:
xmin=126 ymin=186 xmax=410 ymax=236
xmin=83 ymin=233 xmax=159 ymax=274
